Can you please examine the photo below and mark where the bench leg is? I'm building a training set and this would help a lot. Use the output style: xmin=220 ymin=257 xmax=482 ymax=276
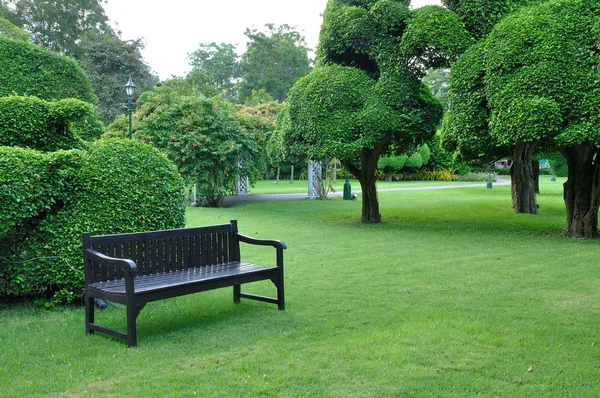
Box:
xmin=85 ymin=292 xmax=95 ymax=334
xmin=126 ymin=303 xmax=138 ymax=347
xmin=233 ymin=284 xmax=241 ymax=304
xmin=275 ymin=278 xmax=285 ymax=311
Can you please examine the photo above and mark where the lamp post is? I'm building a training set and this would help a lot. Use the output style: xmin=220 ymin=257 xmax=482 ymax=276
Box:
xmin=124 ymin=77 xmax=135 ymax=139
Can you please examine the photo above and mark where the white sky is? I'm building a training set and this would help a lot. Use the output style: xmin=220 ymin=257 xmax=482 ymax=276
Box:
xmin=104 ymin=0 xmax=441 ymax=81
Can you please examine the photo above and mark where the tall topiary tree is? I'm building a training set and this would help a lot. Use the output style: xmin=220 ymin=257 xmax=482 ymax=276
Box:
xmin=280 ymin=0 xmax=471 ymax=222
xmin=443 ymin=0 xmax=600 ymax=236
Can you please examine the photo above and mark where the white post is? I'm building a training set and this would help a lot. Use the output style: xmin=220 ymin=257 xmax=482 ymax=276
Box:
xmin=307 ymin=160 xmax=315 ymax=199
xmin=236 ymin=160 xmax=250 ymax=195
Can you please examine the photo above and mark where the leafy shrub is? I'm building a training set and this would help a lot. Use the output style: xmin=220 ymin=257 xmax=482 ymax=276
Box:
xmin=0 ymin=140 xmax=186 ymax=303
xmin=453 ymin=172 xmax=497 ymax=182
xmin=405 ymin=152 xmax=424 ymax=169
xmin=423 ymin=168 xmax=457 ymax=181
xmin=139 ymin=95 xmax=262 ymax=207
xmin=0 ymin=36 xmax=96 ymax=103
xmin=0 ymin=96 xmax=104 ymax=150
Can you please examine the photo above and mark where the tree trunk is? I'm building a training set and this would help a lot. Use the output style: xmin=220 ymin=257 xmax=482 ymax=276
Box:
xmin=384 ymin=170 xmax=393 ymax=182
xmin=289 ymin=164 xmax=294 ymax=183
xmin=275 ymin=166 xmax=280 ymax=184
xmin=561 ymin=145 xmax=600 ymax=238
xmin=343 ymin=149 xmax=381 ymax=223
xmin=511 ymin=142 xmax=538 ymax=214
xmin=532 ymin=160 xmax=540 ymax=194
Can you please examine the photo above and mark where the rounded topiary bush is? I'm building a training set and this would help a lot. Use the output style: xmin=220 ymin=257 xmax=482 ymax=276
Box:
xmin=0 ymin=139 xmax=186 ymax=303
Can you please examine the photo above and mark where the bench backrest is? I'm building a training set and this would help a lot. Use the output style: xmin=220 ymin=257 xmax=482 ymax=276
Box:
xmin=83 ymin=220 xmax=240 ymax=283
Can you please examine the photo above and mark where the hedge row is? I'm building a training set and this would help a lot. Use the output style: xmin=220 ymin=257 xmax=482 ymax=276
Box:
xmin=0 ymin=36 xmax=97 ymax=103
xmin=0 ymin=140 xmax=186 ymax=303
xmin=0 ymin=96 xmax=104 ymax=150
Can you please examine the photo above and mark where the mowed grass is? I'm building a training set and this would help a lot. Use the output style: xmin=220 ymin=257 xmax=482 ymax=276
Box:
xmin=2 ymin=178 xmax=600 ymax=397
xmin=249 ymin=178 xmax=485 ymax=195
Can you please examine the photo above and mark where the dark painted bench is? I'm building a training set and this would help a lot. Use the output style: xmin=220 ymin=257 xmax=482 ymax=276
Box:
xmin=82 ymin=220 xmax=286 ymax=347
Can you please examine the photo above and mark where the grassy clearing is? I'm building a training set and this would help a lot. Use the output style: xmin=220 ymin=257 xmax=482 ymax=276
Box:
xmin=2 ymin=177 xmax=600 ymax=397
xmin=248 ymin=179 xmax=484 ymax=195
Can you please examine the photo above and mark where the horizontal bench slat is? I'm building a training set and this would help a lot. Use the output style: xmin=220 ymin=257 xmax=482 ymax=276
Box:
xmin=88 ymin=262 xmax=275 ymax=295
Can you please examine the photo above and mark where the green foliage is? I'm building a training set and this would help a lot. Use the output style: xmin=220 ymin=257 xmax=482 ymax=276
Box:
xmin=239 ymin=24 xmax=311 ymax=103
xmin=441 ymin=42 xmax=508 ymax=162
xmin=0 ymin=140 xmax=185 ymax=303
xmin=138 ymin=94 xmax=263 ymax=206
xmin=188 ymin=42 xmax=239 ymax=101
xmin=0 ymin=16 xmax=29 ymax=41
xmin=0 ymin=36 xmax=97 ymax=103
xmin=0 ymin=96 xmax=103 ymax=150
xmin=283 ymin=0 xmax=470 ymax=222
xmin=75 ymin=31 xmax=157 ymax=125
xmin=418 ymin=143 xmax=430 ymax=165
xmin=400 ymin=5 xmax=473 ymax=70
xmin=405 ymin=152 xmax=423 ymax=169
xmin=377 ymin=154 xmax=406 ymax=171
xmin=422 ymin=68 xmax=450 ymax=111
xmin=7 ymin=0 xmax=113 ymax=55
xmin=445 ymin=0 xmax=600 ymax=154
xmin=441 ymin=0 xmax=524 ymax=39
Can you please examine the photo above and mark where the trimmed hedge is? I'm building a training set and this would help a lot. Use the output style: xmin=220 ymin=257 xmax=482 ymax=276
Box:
xmin=0 ymin=96 xmax=104 ymax=150
xmin=0 ymin=36 xmax=97 ymax=103
xmin=0 ymin=140 xmax=186 ymax=303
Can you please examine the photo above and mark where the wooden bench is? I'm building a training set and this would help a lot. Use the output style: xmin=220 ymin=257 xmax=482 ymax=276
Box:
xmin=82 ymin=220 xmax=286 ymax=347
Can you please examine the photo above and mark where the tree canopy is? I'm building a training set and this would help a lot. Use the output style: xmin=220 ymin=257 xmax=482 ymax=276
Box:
xmin=188 ymin=42 xmax=240 ymax=102
xmin=280 ymin=0 xmax=471 ymax=223
xmin=3 ymin=0 xmax=156 ymax=125
xmin=442 ymin=0 xmax=600 ymax=237
xmin=239 ymin=24 xmax=311 ymax=103
xmin=135 ymin=86 xmax=266 ymax=206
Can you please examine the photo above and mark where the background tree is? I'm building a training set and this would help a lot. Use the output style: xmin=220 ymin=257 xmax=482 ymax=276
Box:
xmin=6 ymin=0 xmax=113 ymax=54
xmin=188 ymin=42 xmax=240 ymax=102
xmin=281 ymin=1 xmax=471 ymax=223
xmin=239 ymin=24 xmax=311 ymax=103
xmin=4 ymin=0 xmax=156 ymax=125
xmin=0 ymin=16 xmax=29 ymax=41
xmin=422 ymin=68 xmax=450 ymax=111
xmin=137 ymin=90 xmax=263 ymax=207
xmin=75 ymin=31 xmax=157 ymax=124
xmin=443 ymin=0 xmax=600 ymax=237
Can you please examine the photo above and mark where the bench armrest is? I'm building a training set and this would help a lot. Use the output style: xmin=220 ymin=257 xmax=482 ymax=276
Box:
xmin=84 ymin=248 xmax=137 ymax=276
xmin=235 ymin=233 xmax=287 ymax=250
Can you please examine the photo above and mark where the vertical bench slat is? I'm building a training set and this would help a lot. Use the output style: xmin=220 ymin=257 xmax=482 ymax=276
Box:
xmin=107 ymin=244 xmax=116 ymax=281
xmin=216 ymin=232 xmax=222 ymax=264
xmin=99 ymin=245 xmax=109 ymax=282
xmin=183 ymin=235 xmax=190 ymax=270
xmin=169 ymin=237 xmax=176 ymax=272
xmin=115 ymin=243 xmax=123 ymax=280
xmin=211 ymin=233 xmax=218 ymax=265
xmin=136 ymin=239 xmax=144 ymax=276
xmin=201 ymin=234 xmax=208 ymax=266
xmin=193 ymin=234 xmax=200 ymax=266
xmin=158 ymin=237 xmax=165 ymax=273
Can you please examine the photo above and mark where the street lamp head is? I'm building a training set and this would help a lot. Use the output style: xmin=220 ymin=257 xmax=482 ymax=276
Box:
xmin=125 ymin=77 xmax=135 ymax=97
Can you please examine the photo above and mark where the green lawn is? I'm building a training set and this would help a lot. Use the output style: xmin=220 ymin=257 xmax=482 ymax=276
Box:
xmin=248 ymin=178 xmax=487 ymax=195
xmin=2 ymin=177 xmax=600 ymax=397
